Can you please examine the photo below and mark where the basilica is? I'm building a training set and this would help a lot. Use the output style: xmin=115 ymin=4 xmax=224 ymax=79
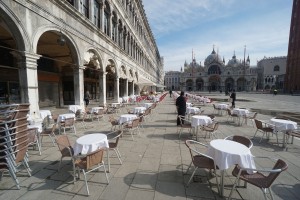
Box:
xmin=179 ymin=48 xmax=258 ymax=92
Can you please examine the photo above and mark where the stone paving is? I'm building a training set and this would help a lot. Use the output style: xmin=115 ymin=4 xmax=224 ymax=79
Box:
xmin=1 ymin=92 xmax=300 ymax=200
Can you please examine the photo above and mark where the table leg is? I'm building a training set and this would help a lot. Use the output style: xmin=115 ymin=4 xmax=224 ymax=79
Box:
xmin=106 ymin=148 xmax=110 ymax=173
xmin=220 ymin=170 xmax=225 ymax=197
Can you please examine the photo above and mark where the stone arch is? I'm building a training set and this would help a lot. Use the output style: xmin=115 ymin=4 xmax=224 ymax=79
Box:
xmin=195 ymin=78 xmax=204 ymax=91
xmin=186 ymin=79 xmax=193 ymax=91
xmin=225 ymin=77 xmax=234 ymax=92
xmin=208 ymin=75 xmax=221 ymax=91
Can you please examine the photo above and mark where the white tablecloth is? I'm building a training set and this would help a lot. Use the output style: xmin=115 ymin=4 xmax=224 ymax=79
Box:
xmin=57 ymin=113 xmax=75 ymax=123
xmin=28 ymin=123 xmax=43 ymax=133
xmin=232 ymin=108 xmax=249 ymax=116
xmin=68 ymin=105 xmax=83 ymax=113
xmin=191 ymin=115 xmax=213 ymax=127
xmin=91 ymin=107 xmax=104 ymax=113
xmin=143 ymin=103 xmax=153 ymax=109
xmin=73 ymin=133 xmax=109 ymax=156
xmin=39 ymin=110 xmax=52 ymax=120
xmin=215 ymin=104 xmax=229 ymax=110
xmin=270 ymin=118 xmax=297 ymax=131
xmin=118 ymin=114 xmax=137 ymax=125
xmin=206 ymin=139 xmax=255 ymax=170
xmin=111 ymin=103 xmax=120 ymax=108
xmin=133 ymin=107 xmax=146 ymax=114
xmin=186 ymin=107 xmax=200 ymax=114
xmin=186 ymin=102 xmax=192 ymax=107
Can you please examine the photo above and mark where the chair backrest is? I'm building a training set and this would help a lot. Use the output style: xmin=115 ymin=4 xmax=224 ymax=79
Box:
xmin=264 ymin=159 xmax=288 ymax=188
xmin=225 ymin=135 xmax=253 ymax=148
xmin=254 ymin=119 xmax=263 ymax=130
xmin=108 ymin=130 xmax=122 ymax=146
xmin=252 ymin=112 xmax=257 ymax=119
xmin=131 ymin=118 xmax=140 ymax=128
xmin=12 ymin=138 xmax=29 ymax=163
xmin=109 ymin=116 xmax=118 ymax=125
xmin=144 ymin=108 xmax=150 ymax=115
xmin=27 ymin=127 xmax=38 ymax=144
xmin=55 ymin=135 xmax=73 ymax=157
xmin=227 ymin=109 xmax=232 ymax=115
xmin=63 ymin=118 xmax=75 ymax=126
xmin=213 ymin=122 xmax=219 ymax=131
xmin=185 ymin=140 xmax=215 ymax=168
xmin=85 ymin=148 xmax=105 ymax=170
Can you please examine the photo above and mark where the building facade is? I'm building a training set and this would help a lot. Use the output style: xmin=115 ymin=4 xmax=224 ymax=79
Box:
xmin=0 ymin=0 xmax=163 ymax=117
xmin=257 ymin=56 xmax=287 ymax=91
xmin=179 ymin=49 xmax=257 ymax=92
xmin=164 ymin=71 xmax=181 ymax=91
xmin=285 ymin=0 xmax=300 ymax=93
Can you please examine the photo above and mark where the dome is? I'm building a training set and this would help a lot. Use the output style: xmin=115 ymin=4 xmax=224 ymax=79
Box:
xmin=204 ymin=49 xmax=223 ymax=66
xmin=227 ymin=53 xmax=241 ymax=67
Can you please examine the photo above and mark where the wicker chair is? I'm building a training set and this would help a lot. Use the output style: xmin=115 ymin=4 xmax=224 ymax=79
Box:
xmin=226 ymin=109 xmax=239 ymax=123
xmin=228 ymin=158 xmax=288 ymax=200
xmin=253 ymin=119 xmax=275 ymax=143
xmin=224 ymin=135 xmax=253 ymax=149
xmin=59 ymin=117 xmax=76 ymax=135
xmin=40 ymin=123 xmax=57 ymax=151
xmin=177 ymin=115 xmax=192 ymax=139
xmin=55 ymin=135 xmax=75 ymax=172
xmin=107 ymin=130 xmax=123 ymax=164
xmin=185 ymin=140 xmax=219 ymax=193
xmin=285 ymin=128 xmax=300 ymax=150
xmin=123 ymin=117 xmax=140 ymax=141
xmin=27 ymin=127 xmax=41 ymax=155
xmin=203 ymin=122 xmax=219 ymax=139
xmin=243 ymin=112 xmax=257 ymax=127
xmin=108 ymin=115 xmax=119 ymax=131
xmin=74 ymin=148 xmax=109 ymax=195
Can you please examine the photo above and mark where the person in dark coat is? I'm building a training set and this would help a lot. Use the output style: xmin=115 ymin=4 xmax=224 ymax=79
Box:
xmin=230 ymin=89 xmax=236 ymax=108
xmin=176 ymin=91 xmax=186 ymax=125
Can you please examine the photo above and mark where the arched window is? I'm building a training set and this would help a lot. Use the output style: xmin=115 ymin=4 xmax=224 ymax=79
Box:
xmin=274 ymin=65 xmax=280 ymax=71
xmin=208 ymin=65 xmax=221 ymax=75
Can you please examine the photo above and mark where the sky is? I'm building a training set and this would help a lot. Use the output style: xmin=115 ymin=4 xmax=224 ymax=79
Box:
xmin=142 ymin=0 xmax=293 ymax=71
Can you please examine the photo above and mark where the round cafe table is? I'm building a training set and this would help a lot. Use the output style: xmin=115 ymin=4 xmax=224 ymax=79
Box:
xmin=73 ymin=133 xmax=109 ymax=155
xmin=73 ymin=133 xmax=110 ymax=171
xmin=118 ymin=114 xmax=137 ymax=125
xmin=133 ymin=107 xmax=146 ymax=114
xmin=270 ymin=118 xmax=297 ymax=147
xmin=206 ymin=139 xmax=255 ymax=196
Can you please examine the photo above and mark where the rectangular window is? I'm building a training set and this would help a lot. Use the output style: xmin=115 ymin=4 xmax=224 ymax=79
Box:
xmin=80 ymin=0 xmax=89 ymax=18
xmin=104 ymin=12 xmax=109 ymax=35
xmin=94 ymin=1 xmax=100 ymax=28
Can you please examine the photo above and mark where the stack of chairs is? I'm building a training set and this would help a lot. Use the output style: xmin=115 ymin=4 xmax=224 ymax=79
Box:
xmin=0 ymin=103 xmax=32 ymax=189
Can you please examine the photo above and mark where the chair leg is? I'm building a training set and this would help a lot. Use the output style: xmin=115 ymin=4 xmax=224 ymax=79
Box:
xmin=228 ymin=176 xmax=240 ymax=200
xmin=185 ymin=161 xmax=192 ymax=174
xmin=268 ymin=187 xmax=275 ymax=200
xmin=114 ymin=148 xmax=123 ymax=164
xmin=82 ymin=170 xmax=90 ymax=196
xmin=186 ymin=167 xmax=198 ymax=187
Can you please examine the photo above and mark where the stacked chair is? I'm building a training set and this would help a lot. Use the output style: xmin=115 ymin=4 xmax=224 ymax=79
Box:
xmin=0 ymin=103 xmax=31 ymax=189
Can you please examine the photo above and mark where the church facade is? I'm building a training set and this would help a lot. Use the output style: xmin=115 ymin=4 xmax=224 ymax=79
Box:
xmin=180 ymin=49 xmax=258 ymax=92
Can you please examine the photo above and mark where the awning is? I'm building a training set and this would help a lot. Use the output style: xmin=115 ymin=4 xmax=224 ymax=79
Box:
xmin=137 ymin=76 xmax=156 ymax=86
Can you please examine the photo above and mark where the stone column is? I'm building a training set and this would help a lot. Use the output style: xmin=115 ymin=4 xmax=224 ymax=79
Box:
xmin=100 ymin=1 xmax=105 ymax=32
xmin=15 ymin=52 xmax=40 ymax=118
xmin=99 ymin=72 xmax=107 ymax=106
xmin=114 ymin=75 xmax=120 ymax=102
xmin=73 ymin=65 xmax=85 ymax=107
